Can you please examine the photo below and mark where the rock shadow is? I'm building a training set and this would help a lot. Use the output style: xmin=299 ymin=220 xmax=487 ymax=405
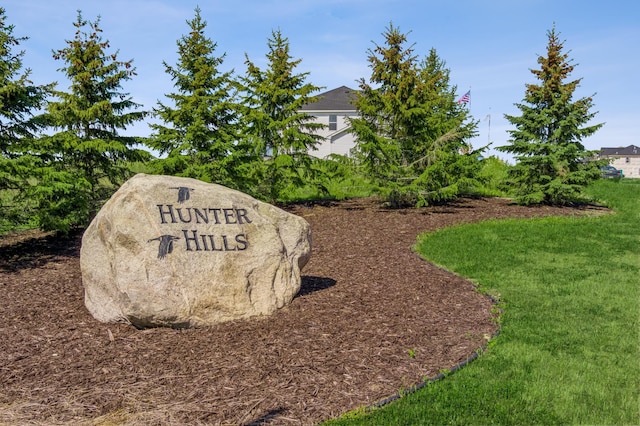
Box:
xmin=297 ymin=275 xmax=336 ymax=297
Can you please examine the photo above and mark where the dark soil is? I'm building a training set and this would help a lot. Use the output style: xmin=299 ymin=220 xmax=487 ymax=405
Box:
xmin=0 ymin=197 xmax=607 ymax=425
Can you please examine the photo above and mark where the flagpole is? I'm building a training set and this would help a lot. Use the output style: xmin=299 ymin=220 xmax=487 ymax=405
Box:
xmin=488 ymin=108 xmax=491 ymax=145
xmin=483 ymin=109 xmax=491 ymax=146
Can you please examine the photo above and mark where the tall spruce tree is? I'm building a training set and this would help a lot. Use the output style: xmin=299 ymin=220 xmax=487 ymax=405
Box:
xmin=240 ymin=29 xmax=324 ymax=202
xmin=30 ymin=11 xmax=149 ymax=232
xmin=497 ymin=26 xmax=604 ymax=205
xmin=0 ymin=7 xmax=52 ymax=227
xmin=148 ymin=8 xmax=244 ymax=189
xmin=351 ymin=25 xmax=480 ymax=207
xmin=349 ymin=24 xmax=415 ymax=184
xmin=408 ymin=49 xmax=482 ymax=203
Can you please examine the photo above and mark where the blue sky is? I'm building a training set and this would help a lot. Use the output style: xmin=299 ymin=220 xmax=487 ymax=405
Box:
xmin=4 ymin=0 xmax=638 ymax=161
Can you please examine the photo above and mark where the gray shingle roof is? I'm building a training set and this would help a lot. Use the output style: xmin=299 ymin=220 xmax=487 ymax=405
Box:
xmin=600 ymin=145 xmax=640 ymax=155
xmin=300 ymin=86 xmax=358 ymax=111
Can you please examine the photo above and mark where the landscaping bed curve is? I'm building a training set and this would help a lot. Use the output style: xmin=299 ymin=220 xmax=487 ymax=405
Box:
xmin=0 ymin=197 xmax=606 ymax=425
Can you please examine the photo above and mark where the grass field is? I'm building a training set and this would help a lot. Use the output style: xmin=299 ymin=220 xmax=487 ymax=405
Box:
xmin=327 ymin=179 xmax=639 ymax=425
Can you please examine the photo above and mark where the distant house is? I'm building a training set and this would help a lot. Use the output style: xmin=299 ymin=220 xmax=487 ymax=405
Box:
xmin=300 ymin=86 xmax=359 ymax=158
xmin=599 ymin=145 xmax=640 ymax=178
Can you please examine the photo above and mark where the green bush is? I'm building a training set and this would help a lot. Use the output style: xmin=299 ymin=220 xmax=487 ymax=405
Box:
xmin=474 ymin=156 xmax=511 ymax=197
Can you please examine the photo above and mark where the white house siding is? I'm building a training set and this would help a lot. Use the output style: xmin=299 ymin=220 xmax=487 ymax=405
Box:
xmin=607 ymin=156 xmax=640 ymax=178
xmin=599 ymin=145 xmax=640 ymax=178
xmin=306 ymin=111 xmax=358 ymax=158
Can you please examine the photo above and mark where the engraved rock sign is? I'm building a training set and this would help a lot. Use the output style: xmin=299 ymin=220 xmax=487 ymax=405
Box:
xmin=80 ymin=174 xmax=311 ymax=328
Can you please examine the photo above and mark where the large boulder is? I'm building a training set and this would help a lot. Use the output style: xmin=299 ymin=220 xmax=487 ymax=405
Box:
xmin=80 ymin=174 xmax=311 ymax=328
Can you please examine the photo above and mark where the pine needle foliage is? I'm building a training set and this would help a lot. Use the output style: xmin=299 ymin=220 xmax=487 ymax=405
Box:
xmin=240 ymin=29 xmax=325 ymax=202
xmin=350 ymin=24 xmax=481 ymax=207
xmin=0 ymin=7 xmax=52 ymax=228
xmin=497 ymin=26 xmax=605 ymax=205
xmin=148 ymin=8 xmax=247 ymax=190
xmin=23 ymin=11 xmax=149 ymax=233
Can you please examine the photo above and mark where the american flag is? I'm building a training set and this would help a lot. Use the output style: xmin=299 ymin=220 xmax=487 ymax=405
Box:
xmin=457 ymin=90 xmax=470 ymax=104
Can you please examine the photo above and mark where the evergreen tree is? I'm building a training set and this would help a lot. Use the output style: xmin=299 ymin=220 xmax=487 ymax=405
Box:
xmin=408 ymin=49 xmax=482 ymax=203
xmin=497 ymin=26 xmax=604 ymax=205
xmin=240 ymin=29 xmax=324 ymax=202
xmin=349 ymin=24 xmax=415 ymax=183
xmin=0 ymin=7 xmax=52 ymax=227
xmin=148 ymin=8 xmax=245 ymax=189
xmin=351 ymin=24 xmax=480 ymax=207
xmin=29 ymin=11 xmax=149 ymax=232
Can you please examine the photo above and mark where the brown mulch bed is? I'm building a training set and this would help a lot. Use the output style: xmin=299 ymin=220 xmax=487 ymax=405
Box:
xmin=0 ymin=197 xmax=608 ymax=425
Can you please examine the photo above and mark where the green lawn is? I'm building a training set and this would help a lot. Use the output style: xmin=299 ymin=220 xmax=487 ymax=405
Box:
xmin=327 ymin=179 xmax=639 ymax=425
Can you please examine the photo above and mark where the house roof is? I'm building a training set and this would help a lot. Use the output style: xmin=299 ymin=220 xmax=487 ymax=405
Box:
xmin=300 ymin=86 xmax=358 ymax=111
xmin=600 ymin=145 xmax=640 ymax=156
